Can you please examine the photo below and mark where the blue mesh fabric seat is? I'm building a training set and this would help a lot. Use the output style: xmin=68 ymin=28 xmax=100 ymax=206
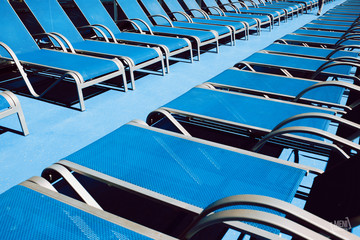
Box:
xmin=24 ymin=0 xmax=165 ymax=89
xmin=279 ymin=34 xmax=360 ymax=48
xmin=0 ymin=0 xmax=124 ymax=111
xmin=263 ymin=43 xmax=359 ymax=59
xmin=0 ymin=185 xmax=152 ymax=239
xmin=65 ymin=123 xmax=307 ymax=210
xmin=293 ymin=29 xmax=344 ymax=38
xmin=302 ymin=23 xmax=355 ymax=32
xmin=206 ymin=69 xmax=344 ymax=104
xmin=163 ymin=87 xmax=334 ymax=133
xmin=240 ymin=52 xmax=355 ymax=79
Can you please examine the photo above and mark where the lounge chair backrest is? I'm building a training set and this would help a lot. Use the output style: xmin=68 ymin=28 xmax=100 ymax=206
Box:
xmin=181 ymin=0 xmax=202 ymax=10
xmin=73 ymin=0 xmax=122 ymax=38
xmin=0 ymin=0 xmax=40 ymax=57
xmin=24 ymin=0 xmax=85 ymax=44
xmin=115 ymin=0 xmax=155 ymax=30
xmin=163 ymin=0 xmax=188 ymax=13
xmin=140 ymin=0 xmax=172 ymax=25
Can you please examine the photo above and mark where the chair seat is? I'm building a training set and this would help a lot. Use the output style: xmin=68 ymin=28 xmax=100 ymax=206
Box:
xmin=17 ymin=49 xmax=120 ymax=82
xmin=115 ymin=32 xmax=188 ymax=52
xmin=0 ymin=186 xmax=150 ymax=239
xmin=172 ymin=21 xmax=230 ymax=35
xmin=303 ymin=23 xmax=350 ymax=32
xmin=293 ymin=29 xmax=343 ymax=38
xmin=227 ymin=10 xmax=280 ymax=18
xmin=244 ymin=52 xmax=353 ymax=76
xmin=230 ymin=13 xmax=270 ymax=23
xmin=151 ymin=26 xmax=215 ymax=42
xmin=281 ymin=34 xmax=360 ymax=46
xmin=73 ymin=40 xmax=159 ymax=65
xmin=204 ymin=16 xmax=258 ymax=27
xmin=263 ymin=43 xmax=359 ymax=59
xmin=207 ymin=69 xmax=344 ymax=104
xmin=66 ymin=123 xmax=306 ymax=209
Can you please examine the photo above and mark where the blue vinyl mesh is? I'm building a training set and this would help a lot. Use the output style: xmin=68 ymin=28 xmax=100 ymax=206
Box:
xmin=0 ymin=95 xmax=10 ymax=111
xmin=244 ymin=52 xmax=352 ymax=76
xmin=0 ymin=186 xmax=151 ymax=240
xmin=293 ymin=29 xmax=343 ymax=38
xmin=164 ymin=88 xmax=333 ymax=132
xmin=207 ymin=69 xmax=344 ymax=104
xmin=282 ymin=34 xmax=360 ymax=46
xmin=66 ymin=124 xmax=306 ymax=209
xmin=264 ymin=44 xmax=359 ymax=60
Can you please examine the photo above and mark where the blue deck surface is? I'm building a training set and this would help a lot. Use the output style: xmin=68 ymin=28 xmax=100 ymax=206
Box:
xmin=1 ymin=0 xmax=360 ymax=236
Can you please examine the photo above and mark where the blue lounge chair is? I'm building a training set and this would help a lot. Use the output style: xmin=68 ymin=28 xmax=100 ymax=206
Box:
xmin=21 ymin=0 xmax=166 ymax=90
xmin=115 ymin=0 xmax=220 ymax=60
xmin=68 ymin=0 xmax=193 ymax=74
xmin=293 ymin=29 xmax=346 ymax=38
xmin=181 ymin=0 xmax=262 ymax=35
xmin=278 ymin=33 xmax=360 ymax=49
xmin=0 ymin=183 xmax=170 ymax=239
xmin=215 ymin=0 xmax=273 ymax=30
xmin=236 ymin=51 xmax=360 ymax=83
xmin=0 ymin=91 xmax=29 ymax=136
xmin=262 ymin=43 xmax=359 ymax=60
xmin=0 ymin=0 xmax=124 ymax=111
xmin=139 ymin=0 xmax=241 ymax=44
xmin=158 ymin=0 xmax=254 ymax=40
xmin=43 ymin=121 xmax=321 ymax=237
xmin=182 ymin=0 xmax=276 ymax=27
xmin=203 ymin=69 xmax=354 ymax=109
xmin=148 ymin=86 xmax=360 ymax=158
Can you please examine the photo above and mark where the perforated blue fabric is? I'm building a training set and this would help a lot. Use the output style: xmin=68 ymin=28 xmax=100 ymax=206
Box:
xmin=294 ymin=29 xmax=343 ymax=38
xmin=0 ymin=95 xmax=10 ymax=111
xmin=244 ymin=52 xmax=352 ymax=75
xmin=207 ymin=69 xmax=344 ymax=104
xmin=311 ymin=20 xmax=353 ymax=26
xmin=302 ymin=24 xmax=351 ymax=31
xmin=264 ymin=43 xmax=359 ymax=60
xmin=66 ymin=124 xmax=306 ymax=209
xmin=165 ymin=87 xmax=333 ymax=131
xmin=151 ymin=26 xmax=216 ymax=42
xmin=0 ymin=186 xmax=151 ymax=240
xmin=17 ymin=50 xmax=120 ymax=82
xmin=282 ymin=34 xmax=360 ymax=46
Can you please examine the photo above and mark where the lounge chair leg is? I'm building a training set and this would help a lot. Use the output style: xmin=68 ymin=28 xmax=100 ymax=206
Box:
xmin=129 ymin=68 xmax=135 ymax=91
xmin=77 ymin=85 xmax=86 ymax=112
xmin=17 ymin=109 xmax=29 ymax=136
xmin=165 ymin=55 xmax=170 ymax=74
xmin=122 ymin=70 xmax=128 ymax=92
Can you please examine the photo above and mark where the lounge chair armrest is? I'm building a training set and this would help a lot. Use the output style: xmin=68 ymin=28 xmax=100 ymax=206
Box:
xmin=32 ymin=32 xmax=69 ymax=52
xmin=0 ymin=42 xmax=40 ymax=98
xmin=170 ymin=11 xmax=193 ymax=23
xmin=207 ymin=6 xmax=225 ymax=16
xmin=326 ymin=45 xmax=360 ymax=59
xmin=234 ymin=1 xmax=249 ymax=10
xmin=148 ymin=14 xmax=174 ymax=27
xmin=188 ymin=9 xmax=210 ymax=19
xmin=252 ymin=126 xmax=360 ymax=156
xmin=47 ymin=32 xmax=76 ymax=53
xmin=187 ymin=195 xmax=359 ymax=240
xmin=239 ymin=0 xmax=258 ymax=8
xmin=116 ymin=19 xmax=147 ymax=34
xmin=91 ymin=24 xmax=118 ymax=43
xmin=272 ymin=112 xmax=360 ymax=141
xmin=218 ymin=3 xmax=240 ymax=13
xmin=77 ymin=25 xmax=111 ymax=43
xmin=186 ymin=209 xmax=329 ymax=240
xmin=312 ymin=57 xmax=360 ymax=83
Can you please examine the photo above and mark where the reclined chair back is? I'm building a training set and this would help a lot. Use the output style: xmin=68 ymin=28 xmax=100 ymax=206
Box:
xmin=0 ymin=0 xmax=40 ymax=57
xmin=115 ymin=0 xmax=156 ymax=31
xmin=24 ymin=0 xmax=87 ymax=44
xmin=140 ymin=0 xmax=174 ymax=25
xmin=72 ymin=0 xmax=122 ymax=38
